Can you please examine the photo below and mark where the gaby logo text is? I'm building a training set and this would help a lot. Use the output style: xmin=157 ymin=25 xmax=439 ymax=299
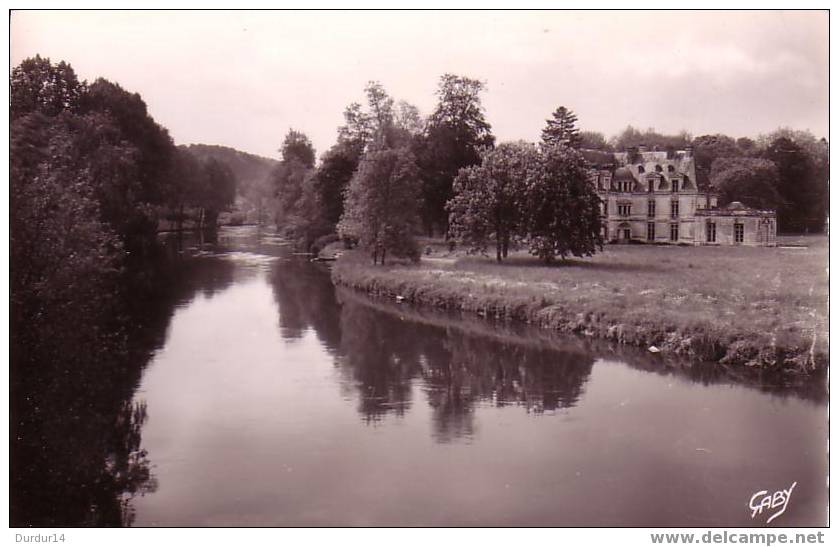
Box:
xmin=750 ymin=482 xmax=797 ymax=524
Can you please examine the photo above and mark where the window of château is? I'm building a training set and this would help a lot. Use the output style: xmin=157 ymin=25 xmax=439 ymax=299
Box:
xmin=734 ymin=223 xmax=744 ymax=243
xmin=706 ymin=221 xmax=716 ymax=243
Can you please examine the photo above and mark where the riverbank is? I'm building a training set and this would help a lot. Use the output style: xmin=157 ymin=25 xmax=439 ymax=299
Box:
xmin=331 ymin=236 xmax=828 ymax=374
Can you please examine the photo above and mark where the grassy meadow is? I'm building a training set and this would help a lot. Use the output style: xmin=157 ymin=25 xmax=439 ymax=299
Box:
xmin=331 ymin=235 xmax=828 ymax=372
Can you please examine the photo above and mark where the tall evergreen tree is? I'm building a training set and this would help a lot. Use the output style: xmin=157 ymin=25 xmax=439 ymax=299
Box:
xmin=541 ymin=106 xmax=581 ymax=148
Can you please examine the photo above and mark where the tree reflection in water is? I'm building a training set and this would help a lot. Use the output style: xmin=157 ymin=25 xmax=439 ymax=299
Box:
xmin=267 ymin=255 xmax=827 ymax=445
xmin=270 ymin=259 xmax=594 ymax=436
xmin=15 ymin=229 xmax=825 ymax=526
xmin=268 ymin=258 xmax=342 ymax=351
xmin=335 ymin=290 xmax=595 ymax=441
xmin=266 ymin=260 xmax=596 ymax=438
xmin=10 ymin=235 xmax=236 ymax=526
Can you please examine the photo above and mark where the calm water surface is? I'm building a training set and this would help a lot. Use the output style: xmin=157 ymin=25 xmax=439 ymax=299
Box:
xmin=128 ymin=227 xmax=827 ymax=526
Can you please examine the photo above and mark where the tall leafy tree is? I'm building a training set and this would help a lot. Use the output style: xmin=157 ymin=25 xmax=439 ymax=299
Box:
xmin=758 ymin=129 xmax=828 ymax=232
xmin=321 ymin=84 xmax=420 ymax=231
xmin=763 ymin=137 xmax=821 ymax=232
xmin=10 ymin=55 xmax=85 ymax=119
xmin=80 ymin=78 xmax=177 ymax=208
xmin=524 ymin=145 xmax=603 ymax=263
xmin=691 ymin=134 xmax=742 ymax=190
xmin=198 ymin=158 xmax=237 ymax=229
xmin=290 ymin=171 xmax=334 ymax=250
xmin=364 ymin=81 xmax=395 ymax=145
xmin=314 ymin=141 xmax=362 ymax=226
xmin=337 ymin=101 xmax=373 ymax=154
xmin=417 ymin=74 xmax=494 ymax=235
xmin=394 ymin=100 xmax=424 ymax=137
xmin=336 ymin=81 xmax=410 ymax=152
xmin=167 ymin=148 xmax=204 ymax=231
xmin=447 ymin=142 xmax=538 ymax=261
xmin=710 ymin=157 xmax=782 ymax=210
xmin=272 ymin=129 xmax=316 ymax=230
xmin=11 ymin=112 xmax=123 ymax=344
xmin=338 ymin=146 xmax=422 ymax=264
xmin=541 ymin=106 xmax=581 ymax=148
xmin=579 ymin=130 xmax=611 ymax=151
xmin=279 ymin=129 xmax=316 ymax=168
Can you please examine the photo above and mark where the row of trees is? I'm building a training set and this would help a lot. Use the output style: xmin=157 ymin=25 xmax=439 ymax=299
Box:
xmin=11 ymin=56 xmax=239 ymax=257
xmin=701 ymin=131 xmax=828 ymax=232
xmin=269 ymin=76 xmax=495 ymax=258
xmin=272 ymin=83 xmax=827 ymax=264
xmin=11 ymin=55 xmax=242 ymax=525
xmin=271 ymin=75 xmax=603 ymax=267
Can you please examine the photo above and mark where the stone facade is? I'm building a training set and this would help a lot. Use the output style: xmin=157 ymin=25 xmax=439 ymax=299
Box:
xmin=694 ymin=202 xmax=777 ymax=246
xmin=587 ymin=148 xmax=777 ymax=247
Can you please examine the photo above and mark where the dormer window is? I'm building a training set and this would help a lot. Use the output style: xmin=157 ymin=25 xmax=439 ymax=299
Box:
xmin=655 ymin=164 xmax=662 ymax=173
xmin=638 ymin=165 xmax=645 ymax=174
xmin=668 ymin=165 xmax=675 ymax=173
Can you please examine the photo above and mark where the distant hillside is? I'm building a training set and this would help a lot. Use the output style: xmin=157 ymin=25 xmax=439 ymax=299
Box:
xmin=181 ymin=143 xmax=278 ymax=224
xmin=181 ymin=143 xmax=277 ymax=197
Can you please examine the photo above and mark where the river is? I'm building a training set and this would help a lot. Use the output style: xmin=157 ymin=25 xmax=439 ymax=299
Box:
xmin=101 ymin=227 xmax=827 ymax=526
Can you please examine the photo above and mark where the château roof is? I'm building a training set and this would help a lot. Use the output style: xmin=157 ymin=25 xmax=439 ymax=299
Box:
xmin=584 ymin=148 xmax=697 ymax=189
xmin=613 ymin=167 xmax=634 ymax=180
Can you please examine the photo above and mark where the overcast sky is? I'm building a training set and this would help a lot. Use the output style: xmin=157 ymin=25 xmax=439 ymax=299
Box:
xmin=10 ymin=10 xmax=829 ymax=160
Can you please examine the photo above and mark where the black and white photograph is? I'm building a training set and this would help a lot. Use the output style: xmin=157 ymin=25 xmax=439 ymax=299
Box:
xmin=7 ymin=8 xmax=830 ymax=536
